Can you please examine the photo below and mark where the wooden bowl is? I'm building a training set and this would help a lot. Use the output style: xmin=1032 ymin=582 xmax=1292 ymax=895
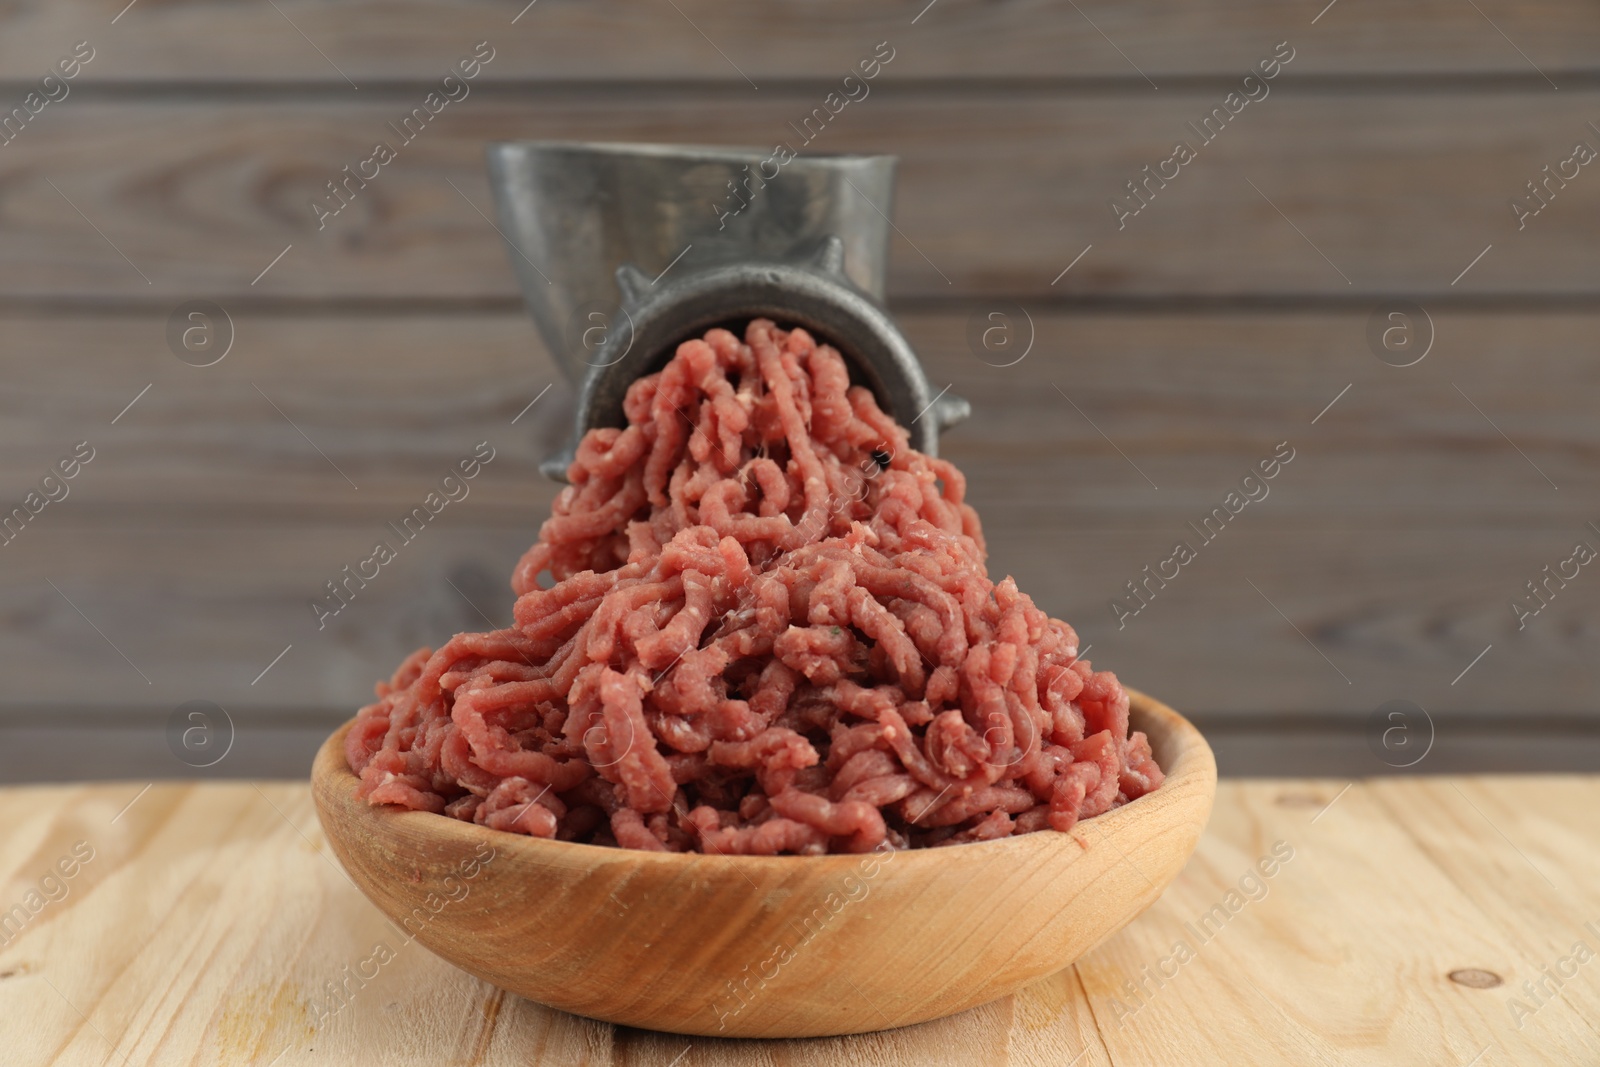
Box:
xmin=311 ymin=688 xmax=1215 ymax=1038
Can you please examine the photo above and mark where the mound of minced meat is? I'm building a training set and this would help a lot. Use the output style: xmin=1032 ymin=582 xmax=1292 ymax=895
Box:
xmin=347 ymin=319 xmax=1163 ymax=854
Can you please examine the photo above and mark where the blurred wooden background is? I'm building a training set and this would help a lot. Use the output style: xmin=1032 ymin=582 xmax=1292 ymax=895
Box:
xmin=2 ymin=0 xmax=1598 ymax=781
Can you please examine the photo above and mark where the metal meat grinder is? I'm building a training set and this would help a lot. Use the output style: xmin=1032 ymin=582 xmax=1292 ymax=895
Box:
xmin=486 ymin=141 xmax=969 ymax=480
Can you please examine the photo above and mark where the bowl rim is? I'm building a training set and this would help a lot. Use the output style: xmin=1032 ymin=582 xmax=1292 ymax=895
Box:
xmin=312 ymin=687 xmax=1215 ymax=871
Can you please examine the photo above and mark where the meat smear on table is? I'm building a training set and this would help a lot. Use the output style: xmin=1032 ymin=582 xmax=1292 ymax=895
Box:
xmin=347 ymin=320 xmax=1163 ymax=854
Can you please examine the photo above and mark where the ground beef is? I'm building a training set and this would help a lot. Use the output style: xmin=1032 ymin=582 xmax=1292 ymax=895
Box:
xmin=346 ymin=320 xmax=1163 ymax=854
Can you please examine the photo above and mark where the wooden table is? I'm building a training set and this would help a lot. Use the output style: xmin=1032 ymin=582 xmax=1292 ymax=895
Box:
xmin=5 ymin=776 xmax=1596 ymax=1065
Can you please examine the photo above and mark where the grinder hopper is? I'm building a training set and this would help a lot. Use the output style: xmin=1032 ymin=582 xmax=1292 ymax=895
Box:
xmin=486 ymin=141 xmax=969 ymax=479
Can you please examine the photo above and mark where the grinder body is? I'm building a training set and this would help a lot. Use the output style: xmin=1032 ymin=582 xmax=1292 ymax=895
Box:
xmin=486 ymin=141 xmax=968 ymax=478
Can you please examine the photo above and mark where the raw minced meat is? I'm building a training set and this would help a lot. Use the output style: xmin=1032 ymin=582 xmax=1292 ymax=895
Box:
xmin=346 ymin=319 xmax=1163 ymax=854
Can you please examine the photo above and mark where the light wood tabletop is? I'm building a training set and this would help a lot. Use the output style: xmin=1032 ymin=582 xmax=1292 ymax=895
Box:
xmin=4 ymin=775 xmax=1596 ymax=1065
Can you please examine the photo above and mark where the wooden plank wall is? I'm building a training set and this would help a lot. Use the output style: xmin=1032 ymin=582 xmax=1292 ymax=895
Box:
xmin=2 ymin=1 xmax=1597 ymax=781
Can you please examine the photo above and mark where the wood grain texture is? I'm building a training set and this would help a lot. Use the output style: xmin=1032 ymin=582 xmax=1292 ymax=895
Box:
xmin=1 ymin=0 xmax=1594 ymax=775
xmin=1 ymin=520 xmax=1595 ymax=721
xmin=1369 ymin=777 xmax=1600 ymax=1037
xmin=5 ymin=309 xmax=1596 ymax=515
xmin=308 ymin=694 xmax=1215 ymax=1038
xmin=3 ymin=0 xmax=1598 ymax=82
xmin=3 ymin=93 xmax=1599 ymax=301
xmin=6 ymin=774 xmax=1597 ymax=1063
xmin=1071 ymin=776 xmax=1600 ymax=1065
xmin=2 ymin=310 xmax=1594 ymax=722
